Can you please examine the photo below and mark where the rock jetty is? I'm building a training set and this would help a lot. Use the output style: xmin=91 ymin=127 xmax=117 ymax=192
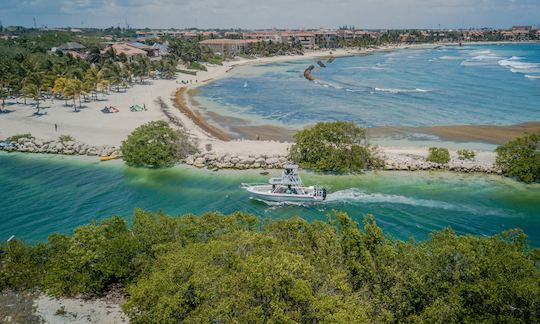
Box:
xmin=184 ymin=152 xmax=291 ymax=169
xmin=378 ymin=150 xmax=501 ymax=174
xmin=0 ymin=136 xmax=119 ymax=158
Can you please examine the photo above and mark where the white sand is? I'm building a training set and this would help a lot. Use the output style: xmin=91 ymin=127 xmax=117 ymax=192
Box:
xmin=34 ymin=295 xmax=128 ymax=324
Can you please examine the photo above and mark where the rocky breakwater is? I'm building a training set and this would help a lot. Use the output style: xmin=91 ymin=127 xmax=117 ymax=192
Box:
xmin=378 ymin=149 xmax=501 ymax=174
xmin=184 ymin=152 xmax=291 ymax=169
xmin=0 ymin=136 xmax=119 ymax=158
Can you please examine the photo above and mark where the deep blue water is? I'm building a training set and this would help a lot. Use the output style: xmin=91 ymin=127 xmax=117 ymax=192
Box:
xmin=195 ymin=43 xmax=540 ymax=129
xmin=1 ymin=153 xmax=539 ymax=245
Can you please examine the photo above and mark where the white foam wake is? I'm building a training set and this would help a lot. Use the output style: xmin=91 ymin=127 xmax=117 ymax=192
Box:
xmin=525 ymin=75 xmax=540 ymax=80
xmin=325 ymin=188 xmax=507 ymax=216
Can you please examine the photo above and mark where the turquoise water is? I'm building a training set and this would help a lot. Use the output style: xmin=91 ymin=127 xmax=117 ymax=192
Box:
xmin=195 ymin=43 xmax=540 ymax=132
xmin=1 ymin=152 xmax=539 ymax=244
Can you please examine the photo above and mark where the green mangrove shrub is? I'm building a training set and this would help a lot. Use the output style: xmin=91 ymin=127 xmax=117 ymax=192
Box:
xmin=427 ymin=147 xmax=451 ymax=164
xmin=0 ymin=211 xmax=538 ymax=323
xmin=457 ymin=149 xmax=476 ymax=160
xmin=496 ymin=131 xmax=540 ymax=183
xmin=289 ymin=121 xmax=382 ymax=172
xmin=121 ymin=121 xmax=198 ymax=168
xmin=188 ymin=61 xmax=207 ymax=71
xmin=6 ymin=133 xmax=34 ymax=142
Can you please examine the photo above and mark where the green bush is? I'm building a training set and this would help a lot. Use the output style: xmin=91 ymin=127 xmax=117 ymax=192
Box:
xmin=178 ymin=69 xmax=197 ymax=75
xmin=189 ymin=61 xmax=207 ymax=71
xmin=0 ymin=211 xmax=538 ymax=323
xmin=58 ymin=134 xmax=75 ymax=143
xmin=496 ymin=131 xmax=540 ymax=183
xmin=457 ymin=149 xmax=476 ymax=160
xmin=6 ymin=133 xmax=34 ymax=142
xmin=207 ymin=56 xmax=224 ymax=65
xmin=289 ymin=121 xmax=382 ymax=172
xmin=121 ymin=121 xmax=198 ymax=168
xmin=427 ymin=147 xmax=451 ymax=164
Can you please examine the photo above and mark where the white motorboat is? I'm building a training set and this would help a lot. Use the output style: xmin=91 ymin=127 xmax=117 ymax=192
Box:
xmin=242 ymin=165 xmax=327 ymax=203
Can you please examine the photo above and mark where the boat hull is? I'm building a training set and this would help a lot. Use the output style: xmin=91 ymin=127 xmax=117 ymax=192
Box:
xmin=245 ymin=185 xmax=325 ymax=203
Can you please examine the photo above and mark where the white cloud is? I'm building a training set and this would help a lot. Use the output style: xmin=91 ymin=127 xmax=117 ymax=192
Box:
xmin=2 ymin=0 xmax=539 ymax=28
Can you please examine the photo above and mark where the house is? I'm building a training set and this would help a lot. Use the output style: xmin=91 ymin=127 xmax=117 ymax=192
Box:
xmin=127 ymin=42 xmax=159 ymax=57
xmin=108 ymin=43 xmax=147 ymax=62
xmin=56 ymin=42 xmax=86 ymax=53
xmin=200 ymin=39 xmax=257 ymax=56
xmin=151 ymin=43 xmax=169 ymax=56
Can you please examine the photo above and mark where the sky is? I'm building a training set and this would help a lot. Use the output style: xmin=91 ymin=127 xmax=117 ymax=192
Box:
xmin=1 ymin=0 xmax=539 ymax=30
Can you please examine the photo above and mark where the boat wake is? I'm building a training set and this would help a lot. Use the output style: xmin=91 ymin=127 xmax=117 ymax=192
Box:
xmin=325 ymin=188 xmax=509 ymax=216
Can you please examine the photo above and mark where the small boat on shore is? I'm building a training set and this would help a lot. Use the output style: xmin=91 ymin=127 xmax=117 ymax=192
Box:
xmin=99 ymin=155 xmax=120 ymax=161
xmin=242 ymin=165 xmax=327 ymax=203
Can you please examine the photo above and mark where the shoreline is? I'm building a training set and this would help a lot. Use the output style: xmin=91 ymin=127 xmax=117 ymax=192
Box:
xmin=1 ymin=41 xmax=539 ymax=170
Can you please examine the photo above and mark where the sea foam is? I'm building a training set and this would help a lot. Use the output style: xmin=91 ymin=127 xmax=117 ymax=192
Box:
xmin=374 ymin=87 xmax=431 ymax=94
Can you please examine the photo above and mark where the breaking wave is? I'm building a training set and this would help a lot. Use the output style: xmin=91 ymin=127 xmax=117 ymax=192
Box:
xmin=498 ymin=59 xmax=540 ymax=73
xmin=439 ymin=55 xmax=462 ymax=60
xmin=525 ymin=75 xmax=540 ymax=80
xmin=374 ymin=87 xmax=432 ymax=94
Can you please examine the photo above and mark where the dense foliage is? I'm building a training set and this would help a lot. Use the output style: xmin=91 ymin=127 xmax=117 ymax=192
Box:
xmin=457 ymin=149 xmax=476 ymax=160
xmin=0 ymin=32 xmax=178 ymax=112
xmin=120 ymin=121 xmax=198 ymax=168
xmin=289 ymin=121 xmax=382 ymax=172
xmin=0 ymin=211 xmax=538 ymax=323
xmin=427 ymin=147 xmax=451 ymax=164
xmin=496 ymin=131 xmax=540 ymax=183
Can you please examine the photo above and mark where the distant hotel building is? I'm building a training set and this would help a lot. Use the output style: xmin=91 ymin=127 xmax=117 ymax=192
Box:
xmin=199 ymin=39 xmax=258 ymax=56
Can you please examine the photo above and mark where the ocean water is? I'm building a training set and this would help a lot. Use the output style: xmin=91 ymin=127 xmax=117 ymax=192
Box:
xmin=1 ymin=152 xmax=539 ymax=245
xmin=195 ymin=43 xmax=540 ymax=131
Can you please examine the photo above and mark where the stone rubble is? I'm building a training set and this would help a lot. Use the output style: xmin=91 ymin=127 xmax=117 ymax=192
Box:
xmin=0 ymin=136 xmax=119 ymax=158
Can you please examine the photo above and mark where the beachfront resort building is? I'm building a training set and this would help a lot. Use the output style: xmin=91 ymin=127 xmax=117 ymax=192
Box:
xmin=281 ymin=32 xmax=316 ymax=50
xmin=200 ymin=39 xmax=257 ymax=56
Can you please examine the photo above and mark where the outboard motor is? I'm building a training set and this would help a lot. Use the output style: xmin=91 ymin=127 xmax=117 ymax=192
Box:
xmin=322 ymin=188 xmax=327 ymax=200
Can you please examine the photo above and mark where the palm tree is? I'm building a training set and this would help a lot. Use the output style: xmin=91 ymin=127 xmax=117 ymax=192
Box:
xmin=23 ymin=83 xmax=42 ymax=115
xmin=53 ymin=77 xmax=69 ymax=106
xmin=83 ymin=66 xmax=101 ymax=100
xmin=63 ymin=78 xmax=83 ymax=111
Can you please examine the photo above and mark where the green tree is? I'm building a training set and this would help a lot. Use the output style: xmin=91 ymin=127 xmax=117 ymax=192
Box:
xmin=23 ymin=83 xmax=42 ymax=114
xmin=427 ymin=147 xmax=451 ymax=164
xmin=63 ymin=78 xmax=83 ymax=111
xmin=496 ymin=131 xmax=540 ymax=183
xmin=121 ymin=121 xmax=198 ymax=168
xmin=289 ymin=121 xmax=381 ymax=172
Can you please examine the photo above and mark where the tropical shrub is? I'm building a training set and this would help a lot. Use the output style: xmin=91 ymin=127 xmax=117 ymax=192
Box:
xmin=178 ymin=69 xmax=197 ymax=76
xmin=58 ymin=134 xmax=75 ymax=143
xmin=496 ymin=131 xmax=540 ymax=183
xmin=457 ymin=149 xmax=476 ymax=160
xmin=207 ymin=56 xmax=224 ymax=65
xmin=188 ymin=61 xmax=207 ymax=71
xmin=427 ymin=147 xmax=450 ymax=164
xmin=0 ymin=211 xmax=538 ymax=323
xmin=121 ymin=121 xmax=198 ymax=168
xmin=289 ymin=121 xmax=382 ymax=172
xmin=6 ymin=133 xmax=34 ymax=142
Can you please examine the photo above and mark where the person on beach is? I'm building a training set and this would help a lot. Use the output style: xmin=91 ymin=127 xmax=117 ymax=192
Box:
xmin=54 ymin=123 xmax=58 ymax=132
